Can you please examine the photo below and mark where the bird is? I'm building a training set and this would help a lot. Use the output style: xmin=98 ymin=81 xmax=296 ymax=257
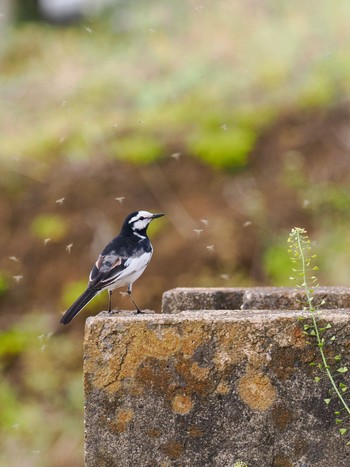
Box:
xmin=60 ymin=210 xmax=164 ymax=325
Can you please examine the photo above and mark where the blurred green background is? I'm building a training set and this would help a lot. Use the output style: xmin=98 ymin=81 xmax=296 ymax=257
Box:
xmin=2 ymin=0 xmax=350 ymax=465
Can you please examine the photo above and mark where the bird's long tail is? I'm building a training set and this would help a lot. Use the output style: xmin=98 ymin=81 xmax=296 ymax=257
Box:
xmin=60 ymin=288 xmax=98 ymax=325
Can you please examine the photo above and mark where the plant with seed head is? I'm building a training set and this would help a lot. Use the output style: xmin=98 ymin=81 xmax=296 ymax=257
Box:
xmin=288 ymin=227 xmax=350 ymax=443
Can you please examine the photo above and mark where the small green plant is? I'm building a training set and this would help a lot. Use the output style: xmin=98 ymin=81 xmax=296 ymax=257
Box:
xmin=288 ymin=227 xmax=350 ymax=443
xmin=233 ymin=462 xmax=248 ymax=467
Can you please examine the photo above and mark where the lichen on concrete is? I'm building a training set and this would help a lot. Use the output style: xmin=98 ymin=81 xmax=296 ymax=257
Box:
xmin=84 ymin=287 xmax=350 ymax=467
xmin=237 ymin=371 xmax=276 ymax=411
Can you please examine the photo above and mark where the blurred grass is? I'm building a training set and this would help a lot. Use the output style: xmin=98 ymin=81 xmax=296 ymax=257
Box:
xmin=31 ymin=214 xmax=69 ymax=241
xmin=0 ymin=314 xmax=83 ymax=467
xmin=2 ymin=1 xmax=350 ymax=170
xmin=3 ymin=1 xmax=350 ymax=466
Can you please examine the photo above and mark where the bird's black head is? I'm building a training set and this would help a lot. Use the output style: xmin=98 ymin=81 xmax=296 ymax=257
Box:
xmin=122 ymin=210 xmax=164 ymax=234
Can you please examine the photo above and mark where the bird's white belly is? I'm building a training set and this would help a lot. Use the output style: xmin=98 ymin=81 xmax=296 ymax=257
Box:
xmin=107 ymin=251 xmax=152 ymax=291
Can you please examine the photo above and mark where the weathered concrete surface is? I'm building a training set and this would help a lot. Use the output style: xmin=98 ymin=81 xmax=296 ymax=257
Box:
xmin=84 ymin=290 xmax=350 ymax=467
xmin=162 ymin=286 xmax=350 ymax=313
xmin=161 ymin=287 xmax=245 ymax=313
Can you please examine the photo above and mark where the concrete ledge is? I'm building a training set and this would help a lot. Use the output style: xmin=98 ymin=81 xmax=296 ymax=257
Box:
xmin=84 ymin=300 xmax=350 ymax=466
xmin=161 ymin=287 xmax=245 ymax=313
xmin=162 ymin=286 xmax=350 ymax=312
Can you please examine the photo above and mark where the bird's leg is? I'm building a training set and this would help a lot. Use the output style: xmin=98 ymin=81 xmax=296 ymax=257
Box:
xmin=127 ymin=284 xmax=143 ymax=314
xmin=108 ymin=290 xmax=113 ymax=313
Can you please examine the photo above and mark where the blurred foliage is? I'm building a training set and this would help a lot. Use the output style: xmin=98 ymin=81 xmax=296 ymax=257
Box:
xmin=0 ymin=314 xmax=83 ymax=467
xmin=0 ymin=326 xmax=30 ymax=359
xmin=190 ymin=127 xmax=256 ymax=170
xmin=3 ymin=1 xmax=350 ymax=466
xmin=263 ymin=238 xmax=292 ymax=286
xmin=111 ymin=134 xmax=164 ymax=164
xmin=0 ymin=272 xmax=9 ymax=297
xmin=61 ymin=279 xmax=89 ymax=309
xmin=2 ymin=1 xmax=350 ymax=169
xmin=31 ymin=214 xmax=69 ymax=241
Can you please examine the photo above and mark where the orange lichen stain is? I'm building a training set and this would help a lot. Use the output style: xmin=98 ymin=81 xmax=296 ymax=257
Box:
xmin=293 ymin=436 xmax=309 ymax=457
xmin=160 ymin=441 xmax=183 ymax=459
xmin=86 ymin=322 xmax=183 ymax=394
xmin=215 ymin=380 xmax=231 ymax=395
xmin=134 ymin=356 xmax=215 ymax=403
xmin=272 ymin=454 xmax=293 ymax=467
xmin=172 ymin=394 xmax=193 ymax=415
xmin=190 ymin=362 xmax=210 ymax=380
xmin=86 ymin=320 xmax=215 ymax=396
xmin=84 ymin=321 xmax=131 ymax=394
xmin=272 ymin=404 xmax=293 ymax=431
xmin=213 ymin=323 xmax=247 ymax=371
xmin=130 ymin=385 xmax=144 ymax=397
xmin=247 ymin=353 xmax=269 ymax=369
xmin=175 ymin=360 xmax=216 ymax=397
xmin=272 ymin=321 xmax=307 ymax=349
xmin=292 ymin=325 xmax=306 ymax=348
xmin=147 ymin=428 xmax=161 ymax=438
xmin=180 ymin=322 xmax=210 ymax=358
xmin=238 ymin=371 xmax=276 ymax=411
xmin=270 ymin=348 xmax=298 ymax=380
xmin=114 ymin=409 xmax=134 ymax=433
xmin=187 ymin=425 xmax=204 ymax=438
xmin=135 ymin=359 xmax=175 ymax=394
xmin=120 ymin=325 xmax=181 ymax=381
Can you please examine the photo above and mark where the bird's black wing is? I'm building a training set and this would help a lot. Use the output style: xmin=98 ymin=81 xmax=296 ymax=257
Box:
xmin=88 ymin=250 xmax=129 ymax=290
xmin=88 ymin=231 xmax=148 ymax=290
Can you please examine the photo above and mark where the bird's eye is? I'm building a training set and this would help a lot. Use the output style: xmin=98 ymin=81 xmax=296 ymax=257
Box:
xmin=139 ymin=216 xmax=144 ymax=220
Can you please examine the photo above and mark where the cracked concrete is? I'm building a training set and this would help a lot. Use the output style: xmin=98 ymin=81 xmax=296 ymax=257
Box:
xmin=84 ymin=287 xmax=350 ymax=466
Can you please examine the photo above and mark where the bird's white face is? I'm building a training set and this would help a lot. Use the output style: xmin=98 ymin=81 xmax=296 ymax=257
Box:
xmin=129 ymin=211 xmax=154 ymax=231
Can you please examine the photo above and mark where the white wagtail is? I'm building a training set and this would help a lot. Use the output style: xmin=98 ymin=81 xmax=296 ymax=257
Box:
xmin=60 ymin=210 xmax=164 ymax=325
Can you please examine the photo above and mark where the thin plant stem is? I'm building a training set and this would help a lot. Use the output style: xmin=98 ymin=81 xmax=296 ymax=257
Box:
xmin=295 ymin=229 xmax=350 ymax=417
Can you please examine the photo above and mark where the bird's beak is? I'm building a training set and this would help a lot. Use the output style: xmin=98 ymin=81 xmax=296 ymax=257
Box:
xmin=152 ymin=213 xmax=165 ymax=219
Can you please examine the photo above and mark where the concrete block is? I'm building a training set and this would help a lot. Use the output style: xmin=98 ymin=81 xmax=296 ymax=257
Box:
xmin=161 ymin=287 xmax=245 ymax=313
xmin=84 ymin=288 xmax=350 ymax=466
xmin=162 ymin=286 xmax=350 ymax=312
